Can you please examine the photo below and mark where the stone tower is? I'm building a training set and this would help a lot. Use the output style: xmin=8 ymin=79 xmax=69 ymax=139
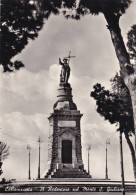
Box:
xmin=44 ymin=57 xmax=90 ymax=178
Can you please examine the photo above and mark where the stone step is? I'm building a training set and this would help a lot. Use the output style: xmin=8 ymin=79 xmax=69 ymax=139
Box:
xmin=54 ymin=172 xmax=87 ymax=175
xmin=45 ymin=167 xmax=91 ymax=179
xmin=55 ymin=170 xmax=88 ymax=175
xmin=55 ymin=168 xmax=82 ymax=172
xmin=53 ymin=173 xmax=89 ymax=177
xmin=50 ymin=168 xmax=90 ymax=178
xmin=52 ymin=173 xmax=90 ymax=178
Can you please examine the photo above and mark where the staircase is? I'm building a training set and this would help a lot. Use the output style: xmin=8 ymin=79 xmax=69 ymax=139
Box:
xmin=45 ymin=167 xmax=91 ymax=178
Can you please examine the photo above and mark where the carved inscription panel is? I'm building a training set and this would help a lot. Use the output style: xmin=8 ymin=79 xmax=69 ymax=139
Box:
xmin=58 ymin=120 xmax=76 ymax=127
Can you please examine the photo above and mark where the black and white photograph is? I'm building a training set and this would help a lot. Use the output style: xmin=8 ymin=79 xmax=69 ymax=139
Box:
xmin=0 ymin=0 xmax=136 ymax=194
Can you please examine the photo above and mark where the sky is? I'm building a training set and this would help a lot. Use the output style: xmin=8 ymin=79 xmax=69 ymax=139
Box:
xmin=0 ymin=1 xmax=136 ymax=181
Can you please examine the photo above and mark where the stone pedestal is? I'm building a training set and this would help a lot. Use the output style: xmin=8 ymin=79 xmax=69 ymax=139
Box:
xmin=44 ymin=83 xmax=90 ymax=178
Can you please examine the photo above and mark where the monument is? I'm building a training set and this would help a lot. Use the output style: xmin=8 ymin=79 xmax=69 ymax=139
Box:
xmin=44 ymin=53 xmax=90 ymax=178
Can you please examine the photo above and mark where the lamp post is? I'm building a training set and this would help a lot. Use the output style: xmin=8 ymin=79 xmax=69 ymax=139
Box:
xmin=105 ymin=138 xmax=110 ymax=180
xmin=38 ymin=136 xmax=41 ymax=179
xmin=88 ymin=145 xmax=91 ymax=175
xmin=27 ymin=145 xmax=31 ymax=180
xmin=119 ymin=129 xmax=125 ymax=195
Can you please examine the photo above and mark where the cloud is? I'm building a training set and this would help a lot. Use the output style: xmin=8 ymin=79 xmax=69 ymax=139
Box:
xmin=0 ymin=66 xmax=59 ymax=115
xmin=49 ymin=64 xmax=60 ymax=81
xmin=0 ymin=112 xmax=49 ymax=180
xmin=81 ymin=121 xmax=134 ymax=180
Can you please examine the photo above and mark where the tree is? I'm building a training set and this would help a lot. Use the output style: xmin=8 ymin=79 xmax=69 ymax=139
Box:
xmin=127 ymin=24 xmax=136 ymax=63
xmin=1 ymin=0 xmax=44 ymax=72
xmin=0 ymin=142 xmax=9 ymax=175
xmin=91 ymin=73 xmax=135 ymax=178
xmin=1 ymin=0 xmax=62 ymax=72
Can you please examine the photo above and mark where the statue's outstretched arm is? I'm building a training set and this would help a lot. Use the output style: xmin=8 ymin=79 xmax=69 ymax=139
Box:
xmin=59 ymin=58 xmax=63 ymax=65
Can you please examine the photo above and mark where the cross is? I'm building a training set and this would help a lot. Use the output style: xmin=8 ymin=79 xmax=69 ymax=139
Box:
xmin=64 ymin=51 xmax=76 ymax=63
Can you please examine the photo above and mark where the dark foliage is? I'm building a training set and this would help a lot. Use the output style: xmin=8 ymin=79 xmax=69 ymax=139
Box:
xmin=127 ymin=24 xmax=136 ymax=62
xmin=1 ymin=0 xmax=66 ymax=72
xmin=0 ymin=142 xmax=9 ymax=161
xmin=91 ymin=74 xmax=134 ymax=135
xmin=34 ymin=0 xmax=61 ymax=18
xmin=61 ymin=0 xmax=131 ymax=19
xmin=91 ymin=74 xmax=136 ymax=178
xmin=0 ymin=142 xmax=9 ymax=176
xmin=1 ymin=0 xmax=44 ymax=72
